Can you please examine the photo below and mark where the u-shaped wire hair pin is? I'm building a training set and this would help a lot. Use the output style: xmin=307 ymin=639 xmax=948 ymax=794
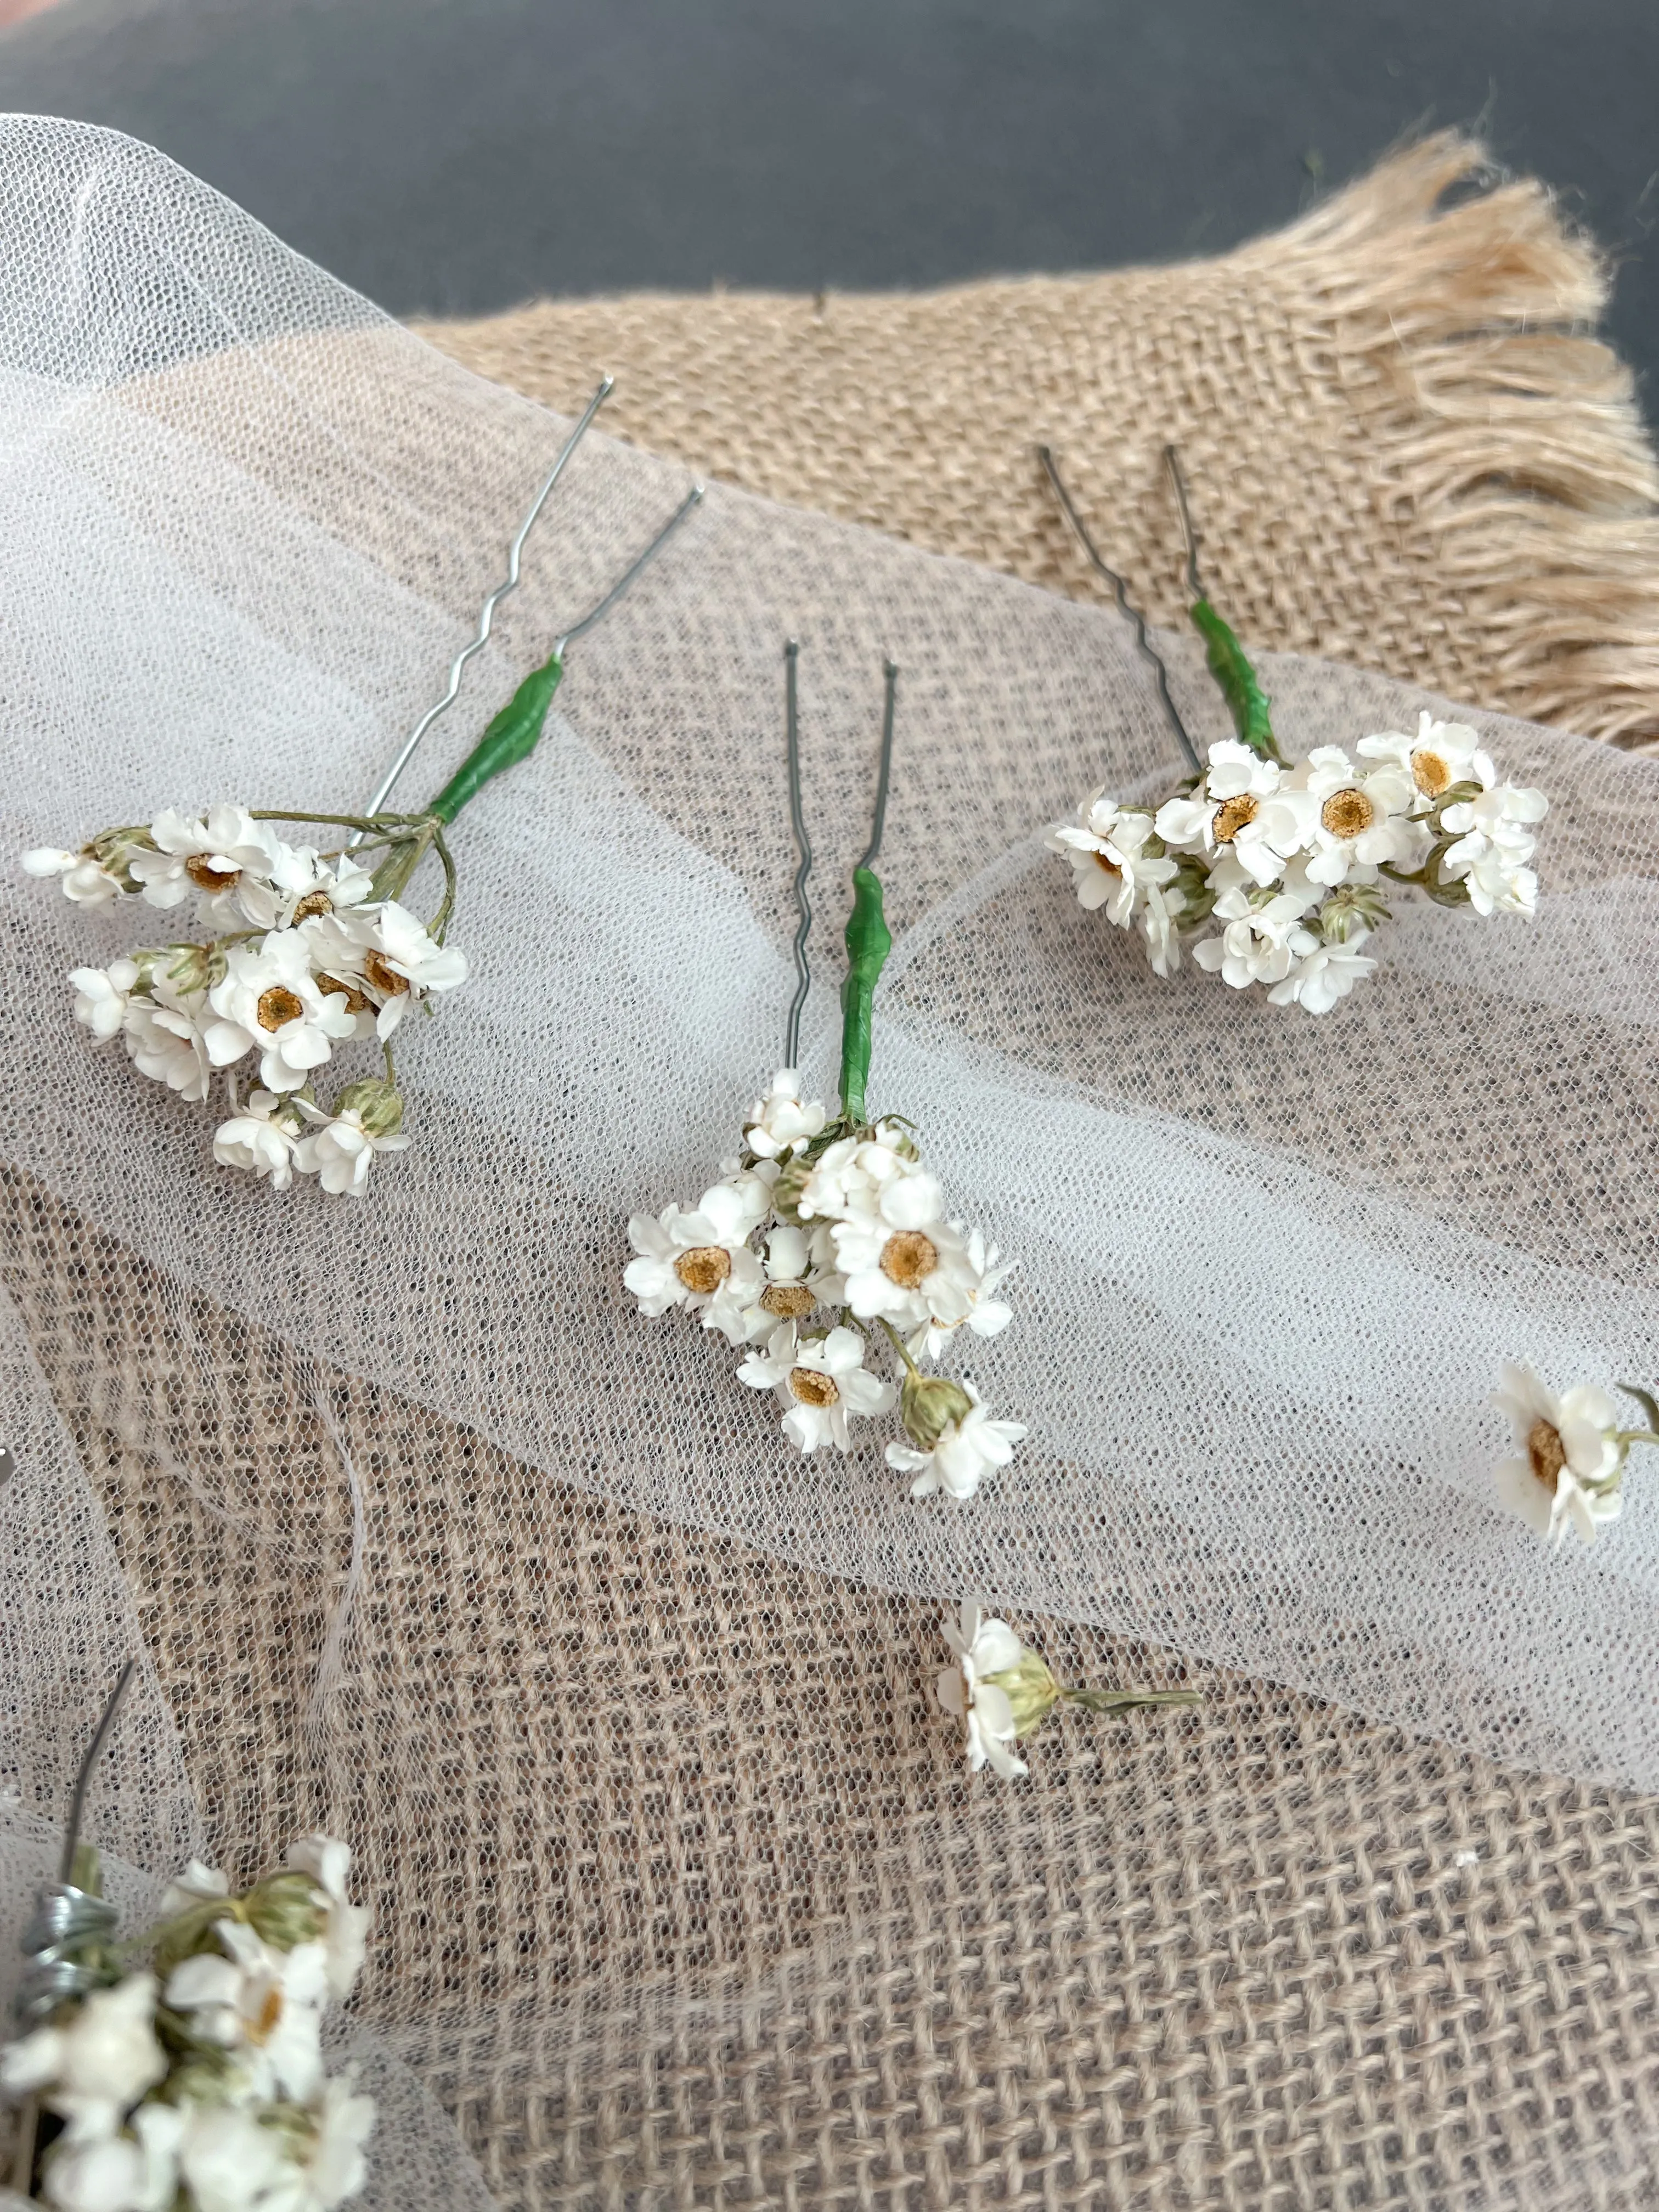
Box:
xmin=783 ymin=640 xmax=813 ymax=1069
xmin=858 ymin=660 xmax=900 ymax=873
xmin=1164 ymin=444 xmax=1206 ymax=600
xmin=1036 ymin=444 xmax=1203 ymax=776
xmin=359 ymin=375 xmax=616 ymax=826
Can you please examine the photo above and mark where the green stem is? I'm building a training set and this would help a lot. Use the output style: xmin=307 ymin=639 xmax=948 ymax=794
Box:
xmin=1188 ymin=600 xmax=1284 ymax=764
xmin=838 ymin=865 xmax=893 ymax=1122
xmin=873 ymin=1313 xmax=921 ymax=1379
xmin=423 ymin=647 xmax=565 ymax=825
xmin=1063 ymin=1687 xmax=1202 ymax=1713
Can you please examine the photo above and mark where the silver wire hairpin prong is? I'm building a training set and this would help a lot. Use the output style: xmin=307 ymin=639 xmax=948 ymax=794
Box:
xmin=1037 ymin=444 xmax=1203 ymax=776
xmin=783 ymin=639 xmax=813 ymax=1069
xmin=1164 ymin=445 xmax=1205 ymax=600
xmin=60 ymin=1657 xmax=136 ymax=1886
xmin=358 ymin=374 xmax=615 ymax=825
xmin=0 ymin=1442 xmax=15 ymax=1488
xmin=551 ymin=482 xmax=704 ymax=657
xmin=857 ymin=660 xmax=899 ymax=872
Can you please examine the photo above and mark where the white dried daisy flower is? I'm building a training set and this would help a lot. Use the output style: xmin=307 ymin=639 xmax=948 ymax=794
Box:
xmin=905 ymin=1231 xmax=1015 ymax=1360
xmin=302 ymin=899 xmax=467 ymax=1039
xmin=173 ymin=2100 xmax=300 ymax=2212
xmin=1285 ymin=745 xmax=1419 ymax=887
xmin=0 ymin=1973 xmax=166 ymax=2144
xmin=165 ymin=1920 xmax=328 ymax=2104
xmin=743 ymin=1068 xmax=827 ymax=1160
xmin=704 ymin=1222 xmax=822 ymax=1345
xmin=285 ymin=1833 xmax=371 ymax=2004
xmin=205 ymin=930 xmax=359 ymax=1092
xmin=122 ymin=975 xmax=216 ymax=1104
xmin=214 ymin=1087 xmax=305 ymax=1189
xmin=794 ymin=1121 xmax=916 ymax=1223
xmin=38 ymin=2104 xmax=183 ymax=2212
xmin=737 ymin=1321 xmax=896 ymax=1453
xmin=295 ymin=2074 xmax=379 ymax=2209
xmin=1155 ymin=740 xmax=1290 ymax=887
xmin=1491 ymin=1362 xmax=1624 ymax=1547
xmin=625 ymin=1183 xmax=766 ymax=1317
xmin=238 ymin=845 xmax=376 ymax=933
xmin=1357 ymin=710 xmax=1496 ymax=801
xmin=21 ymin=844 xmax=127 ymax=907
xmin=293 ymin=1085 xmax=411 ymax=1198
xmin=1046 ymin=794 xmax=1176 ymax=923
xmin=888 ymin=1384 xmax=1026 ymax=1500
xmin=936 ymin=1601 xmax=1029 ymax=1781
xmin=1266 ymin=931 xmax=1377 ymax=1014
xmin=1193 ymin=887 xmax=1314 ymax=991
xmin=70 ymin=958 xmax=140 ymax=1043
xmin=128 ymin=805 xmax=279 ymax=919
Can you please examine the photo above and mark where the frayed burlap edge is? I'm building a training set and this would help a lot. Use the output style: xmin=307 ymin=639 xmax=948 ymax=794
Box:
xmin=422 ymin=132 xmax=1659 ymax=751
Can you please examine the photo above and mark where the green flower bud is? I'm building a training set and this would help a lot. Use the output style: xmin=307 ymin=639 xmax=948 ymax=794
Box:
xmin=91 ymin=827 xmax=156 ymax=892
xmin=900 ymin=1372 xmax=974 ymax=1452
xmin=983 ymin=1651 xmax=1064 ymax=1737
xmin=162 ymin=940 xmax=219 ymax=995
xmin=1317 ymin=883 xmax=1392 ymax=944
xmin=334 ymin=1077 xmax=405 ymax=1138
xmin=771 ymin=1155 xmax=812 ymax=1224
xmin=241 ymin=1870 xmax=327 ymax=1950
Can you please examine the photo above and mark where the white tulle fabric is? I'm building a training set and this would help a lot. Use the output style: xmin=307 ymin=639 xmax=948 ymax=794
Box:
xmin=2 ymin=114 xmax=1659 ymax=2198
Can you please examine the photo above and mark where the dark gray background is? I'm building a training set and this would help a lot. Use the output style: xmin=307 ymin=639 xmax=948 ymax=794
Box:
xmin=3 ymin=0 xmax=1656 ymax=407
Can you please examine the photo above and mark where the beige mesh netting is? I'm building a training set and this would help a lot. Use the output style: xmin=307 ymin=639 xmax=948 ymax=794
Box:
xmin=4 ymin=119 xmax=1659 ymax=2211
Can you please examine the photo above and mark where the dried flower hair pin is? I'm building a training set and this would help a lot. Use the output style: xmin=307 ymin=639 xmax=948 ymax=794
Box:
xmin=21 ymin=379 xmax=703 ymax=1195
xmin=3 ymin=1663 xmax=374 ymax=2210
xmin=1040 ymin=447 xmax=1550 ymax=1012
xmin=626 ymin=642 xmax=1024 ymax=1498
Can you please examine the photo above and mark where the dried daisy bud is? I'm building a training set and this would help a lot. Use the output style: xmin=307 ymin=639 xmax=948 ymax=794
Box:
xmin=900 ymin=1371 xmax=974 ymax=1452
xmin=330 ymin=1077 xmax=404 ymax=1139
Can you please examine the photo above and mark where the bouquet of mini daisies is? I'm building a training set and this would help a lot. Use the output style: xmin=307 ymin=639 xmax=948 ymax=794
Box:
xmin=1051 ymin=708 xmax=1549 ymax=1014
xmin=24 ymin=805 xmax=464 ymax=1197
xmin=2 ymin=1832 xmax=373 ymax=2212
xmin=627 ymin=1066 xmax=1022 ymax=1496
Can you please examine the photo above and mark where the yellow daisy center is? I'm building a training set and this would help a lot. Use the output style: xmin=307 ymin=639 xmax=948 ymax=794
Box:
xmin=185 ymin=854 xmax=240 ymax=891
xmin=881 ymin=1231 xmax=938 ymax=1289
xmin=362 ymin=950 xmax=410 ymax=998
xmin=1527 ymin=1417 xmax=1567 ymax=1494
xmin=673 ymin=1247 xmax=731 ymax=1296
xmin=256 ymin=985 xmax=306 ymax=1032
xmin=1321 ymin=789 xmax=1375 ymax=839
xmin=788 ymin=1367 xmax=840 ymax=1408
xmin=1213 ymin=794 xmax=1259 ymax=843
xmin=761 ymin=1282 xmax=816 ymax=1318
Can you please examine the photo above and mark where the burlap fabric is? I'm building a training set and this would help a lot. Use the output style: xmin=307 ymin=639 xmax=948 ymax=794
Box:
xmin=426 ymin=133 xmax=1659 ymax=755
xmin=6 ymin=135 xmax=1659 ymax=2210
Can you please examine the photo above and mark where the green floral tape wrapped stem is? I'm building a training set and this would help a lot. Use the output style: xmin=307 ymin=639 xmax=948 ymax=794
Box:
xmin=1189 ymin=600 xmax=1284 ymax=764
xmin=425 ymin=648 xmax=565 ymax=823
xmin=839 ymin=864 xmax=892 ymax=1124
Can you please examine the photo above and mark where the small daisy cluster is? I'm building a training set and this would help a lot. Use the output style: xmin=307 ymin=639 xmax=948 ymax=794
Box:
xmin=935 ymin=1602 xmax=1199 ymax=1781
xmin=1050 ymin=713 xmax=1548 ymax=1013
xmin=626 ymin=1070 xmax=1024 ymax=1498
xmin=23 ymin=804 xmax=467 ymax=1195
xmin=1488 ymin=1362 xmax=1659 ymax=1549
xmin=2 ymin=1833 xmax=373 ymax=2212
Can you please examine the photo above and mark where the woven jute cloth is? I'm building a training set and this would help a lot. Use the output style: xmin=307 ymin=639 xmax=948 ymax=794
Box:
xmin=426 ymin=133 xmax=1659 ymax=755
xmin=6 ymin=136 xmax=1659 ymax=2211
